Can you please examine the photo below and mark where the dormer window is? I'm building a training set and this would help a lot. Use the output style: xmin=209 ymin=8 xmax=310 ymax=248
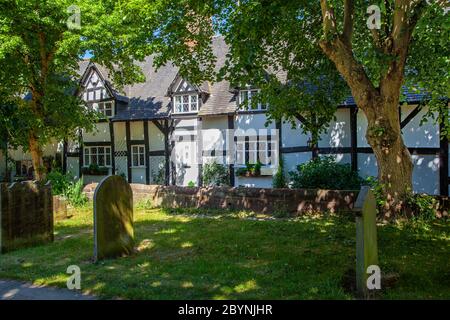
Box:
xmin=92 ymin=101 xmax=114 ymax=117
xmin=174 ymin=94 xmax=198 ymax=113
xmin=239 ymin=89 xmax=266 ymax=111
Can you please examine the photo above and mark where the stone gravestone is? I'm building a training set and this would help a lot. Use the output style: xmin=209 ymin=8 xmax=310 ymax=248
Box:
xmin=353 ymin=186 xmax=379 ymax=298
xmin=0 ymin=181 xmax=53 ymax=253
xmin=94 ymin=175 xmax=134 ymax=262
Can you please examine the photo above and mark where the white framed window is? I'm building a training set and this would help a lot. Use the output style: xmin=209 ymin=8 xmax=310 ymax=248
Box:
xmin=173 ymin=94 xmax=199 ymax=113
xmin=96 ymin=101 xmax=113 ymax=117
xmin=235 ymin=138 xmax=274 ymax=166
xmin=239 ymin=89 xmax=266 ymax=111
xmin=132 ymin=145 xmax=146 ymax=167
xmin=84 ymin=88 xmax=109 ymax=102
xmin=84 ymin=146 xmax=111 ymax=167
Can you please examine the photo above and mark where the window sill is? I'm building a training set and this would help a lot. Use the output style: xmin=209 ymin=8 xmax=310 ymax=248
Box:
xmin=235 ymin=166 xmax=275 ymax=177
xmin=172 ymin=112 xmax=198 ymax=116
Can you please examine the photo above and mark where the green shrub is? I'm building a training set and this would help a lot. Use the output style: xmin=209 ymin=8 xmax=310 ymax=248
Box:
xmin=151 ymin=162 xmax=165 ymax=185
xmin=136 ymin=199 xmax=155 ymax=210
xmin=66 ymin=178 xmax=88 ymax=207
xmin=405 ymin=193 xmax=438 ymax=221
xmin=273 ymin=157 xmax=287 ymax=188
xmin=202 ymin=161 xmax=229 ymax=187
xmin=46 ymin=170 xmax=88 ymax=207
xmin=187 ymin=181 xmax=196 ymax=188
xmin=364 ymin=176 xmax=387 ymax=208
xmin=364 ymin=177 xmax=438 ymax=220
xmin=289 ymin=156 xmax=363 ymax=190
xmin=47 ymin=170 xmax=71 ymax=196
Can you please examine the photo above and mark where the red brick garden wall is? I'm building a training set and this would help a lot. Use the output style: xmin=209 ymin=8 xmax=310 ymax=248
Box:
xmin=84 ymin=183 xmax=358 ymax=215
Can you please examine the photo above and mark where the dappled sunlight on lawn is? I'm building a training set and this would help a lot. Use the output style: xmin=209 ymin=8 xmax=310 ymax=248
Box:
xmin=0 ymin=206 xmax=448 ymax=299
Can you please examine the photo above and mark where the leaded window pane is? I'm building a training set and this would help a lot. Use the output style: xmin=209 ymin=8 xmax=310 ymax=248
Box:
xmin=190 ymin=95 xmax=198 ymax=111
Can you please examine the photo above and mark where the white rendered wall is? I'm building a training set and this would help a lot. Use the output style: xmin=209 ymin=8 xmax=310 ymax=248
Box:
xmin=281 ymin=118 xmax=310 ymax=148
xmin=401 ymin=105 xmax=440 ymax=148
xmin=67 ymin=157 xmax=79 ymax=179
xmin=319 ymin=109 xmax=351 ymax=148
xmin=148 ymin=121 xmax=165 ymax=151
xmin=130 ymin=121 xmax=145 ymax=141
xmin=173 ymin=117 xmax=199 ymax=186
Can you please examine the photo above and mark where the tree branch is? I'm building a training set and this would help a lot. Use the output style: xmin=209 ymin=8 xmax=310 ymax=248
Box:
xmin=408 ymin=0 xmax=427 ymax=34
xmin=342 ymin=0 xmax=354 ymax=47
xmin=320 ymin=0 xmax=337 ymax=38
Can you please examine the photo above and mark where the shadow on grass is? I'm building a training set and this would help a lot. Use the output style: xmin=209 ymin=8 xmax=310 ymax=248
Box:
xmin=0 ymin=210 xmax=448 ymax=300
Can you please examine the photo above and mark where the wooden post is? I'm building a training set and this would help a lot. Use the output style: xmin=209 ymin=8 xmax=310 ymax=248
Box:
xmin=228 ymin=115 xmax=235 ymax=187
xmin=353 ymin=186 xmax=379 ymax=299
xmin=125 ymin=121 xmax=132 ymax=183
xmin=197 ymin=117 xmax=203 ymax=187
xmin=143 ymin=121 xmax=150 ymax=185
xmin=350 ymin=107 xmax=358 ymax=172
xmin=109 ymin=122 xmax=116 ymax=175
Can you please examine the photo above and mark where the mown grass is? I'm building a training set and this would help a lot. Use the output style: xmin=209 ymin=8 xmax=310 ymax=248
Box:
xmin=0 ymin=206 xmax=448 ymax=300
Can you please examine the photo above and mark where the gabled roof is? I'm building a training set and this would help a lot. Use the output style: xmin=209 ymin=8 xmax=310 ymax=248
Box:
xmin=166 ymin=73 xmax=210 ymax=96
xmin=77 ymin=36 xmax=434 ymax=121
xmin=79 ymin=36 xmax=237 ymax=120
xmin=79 ymin=61 xmax=129 ymax=103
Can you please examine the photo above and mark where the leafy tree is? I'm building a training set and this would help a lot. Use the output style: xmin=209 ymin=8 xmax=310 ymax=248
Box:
xmin=0 ymin=0 xmax=145 ymax=180
xmin=121 ymin=0 xmax=449 ymax=215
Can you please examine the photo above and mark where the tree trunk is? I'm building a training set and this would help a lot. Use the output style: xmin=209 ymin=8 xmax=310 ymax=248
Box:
xmin=319 ymin=36 xmax=414 ymax=217
xmin=364 ymin=100 xmax=414 ymax=218
xmin=29 ymin=131 xmax=45 ymax=181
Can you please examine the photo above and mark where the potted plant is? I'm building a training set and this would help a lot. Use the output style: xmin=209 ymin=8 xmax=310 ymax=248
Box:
xmin=236 ymin=161 xmax=262 ymax=177
xmin=82 ymin=164 xmax=109 ymax=176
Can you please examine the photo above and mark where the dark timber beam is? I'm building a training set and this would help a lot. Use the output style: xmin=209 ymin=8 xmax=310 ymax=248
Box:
xmin=163 ymin=119 xmax=171 ymax=186
xmin=401 ymin=105 xmax=422 ymax=129
xmin=125 ymin=121 xmax=132 ymax=183
xmin=228 ymin=114 xmax=235 ymax=187
xmin=62 ymin=139 xmax=68 ymax=174
xmin=439 ymin=118 xmax=449 ymax=196
xmin=350 ymin=107 xmax=358 ymax=171
xmin=197 ymin=117 xmax=203 ymax=187
xmin=143 ymin=121 xmax=150 ymax=185
xmin=109 ymin=121 xmax=116 ymax=175
xmin=295 ymin=112 xmax=307 ymax=124
xmin=152 ymin=119 xmax=167 ymax=135
xmin=78 ymin=129 xmax=83 ymax=179
xmin=276 ymin=119 xmax=282 ymax=167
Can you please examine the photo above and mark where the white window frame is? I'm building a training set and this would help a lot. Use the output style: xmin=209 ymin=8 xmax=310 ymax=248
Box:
xmin=235 ymin=138 xmax=273 ymax=166
xmin=131 ymin=145 xmax=146 ymax=168
xmin=96 ymin=101 xmax=114 ymax=117
xmin=239 ymin=89 xmax=266 ymax=111
xmin=84 ymin=146 xmax=112 ymax=167
xmin=173 ymin=94 xmax=199 ymax=114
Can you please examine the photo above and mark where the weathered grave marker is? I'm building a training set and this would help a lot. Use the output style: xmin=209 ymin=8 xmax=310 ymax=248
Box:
xmin=353 ymin=186 xmax=379 ymax=298
xmin=0 ymin=181 xmax=53 ymax=253
xmin=94 ymin=175 xmax=134 ymax=262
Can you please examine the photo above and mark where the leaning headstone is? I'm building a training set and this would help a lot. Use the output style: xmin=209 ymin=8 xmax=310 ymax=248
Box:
xmin=353 ymin=186 xmax=379 ymax=299
xmin=94 ymin=175 xmax=134 ymax=262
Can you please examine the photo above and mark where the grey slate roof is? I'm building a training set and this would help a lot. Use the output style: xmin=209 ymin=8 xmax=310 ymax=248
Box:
xmin=79 ymin=37 xmax=236 ymax=120
xmin=340 ymin=87 xmax=431 ymax=106
xmin=198 ymin=36 xmax=237 ymax=116
xmin=78 ymin=36 xmax=433 ymax=120
xmin=115 ymin=56 xmax=178 ymax=121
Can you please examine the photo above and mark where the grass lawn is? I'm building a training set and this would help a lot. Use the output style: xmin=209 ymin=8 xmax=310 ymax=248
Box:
xmin=0 ymin=206 xmax=448 ymax=300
